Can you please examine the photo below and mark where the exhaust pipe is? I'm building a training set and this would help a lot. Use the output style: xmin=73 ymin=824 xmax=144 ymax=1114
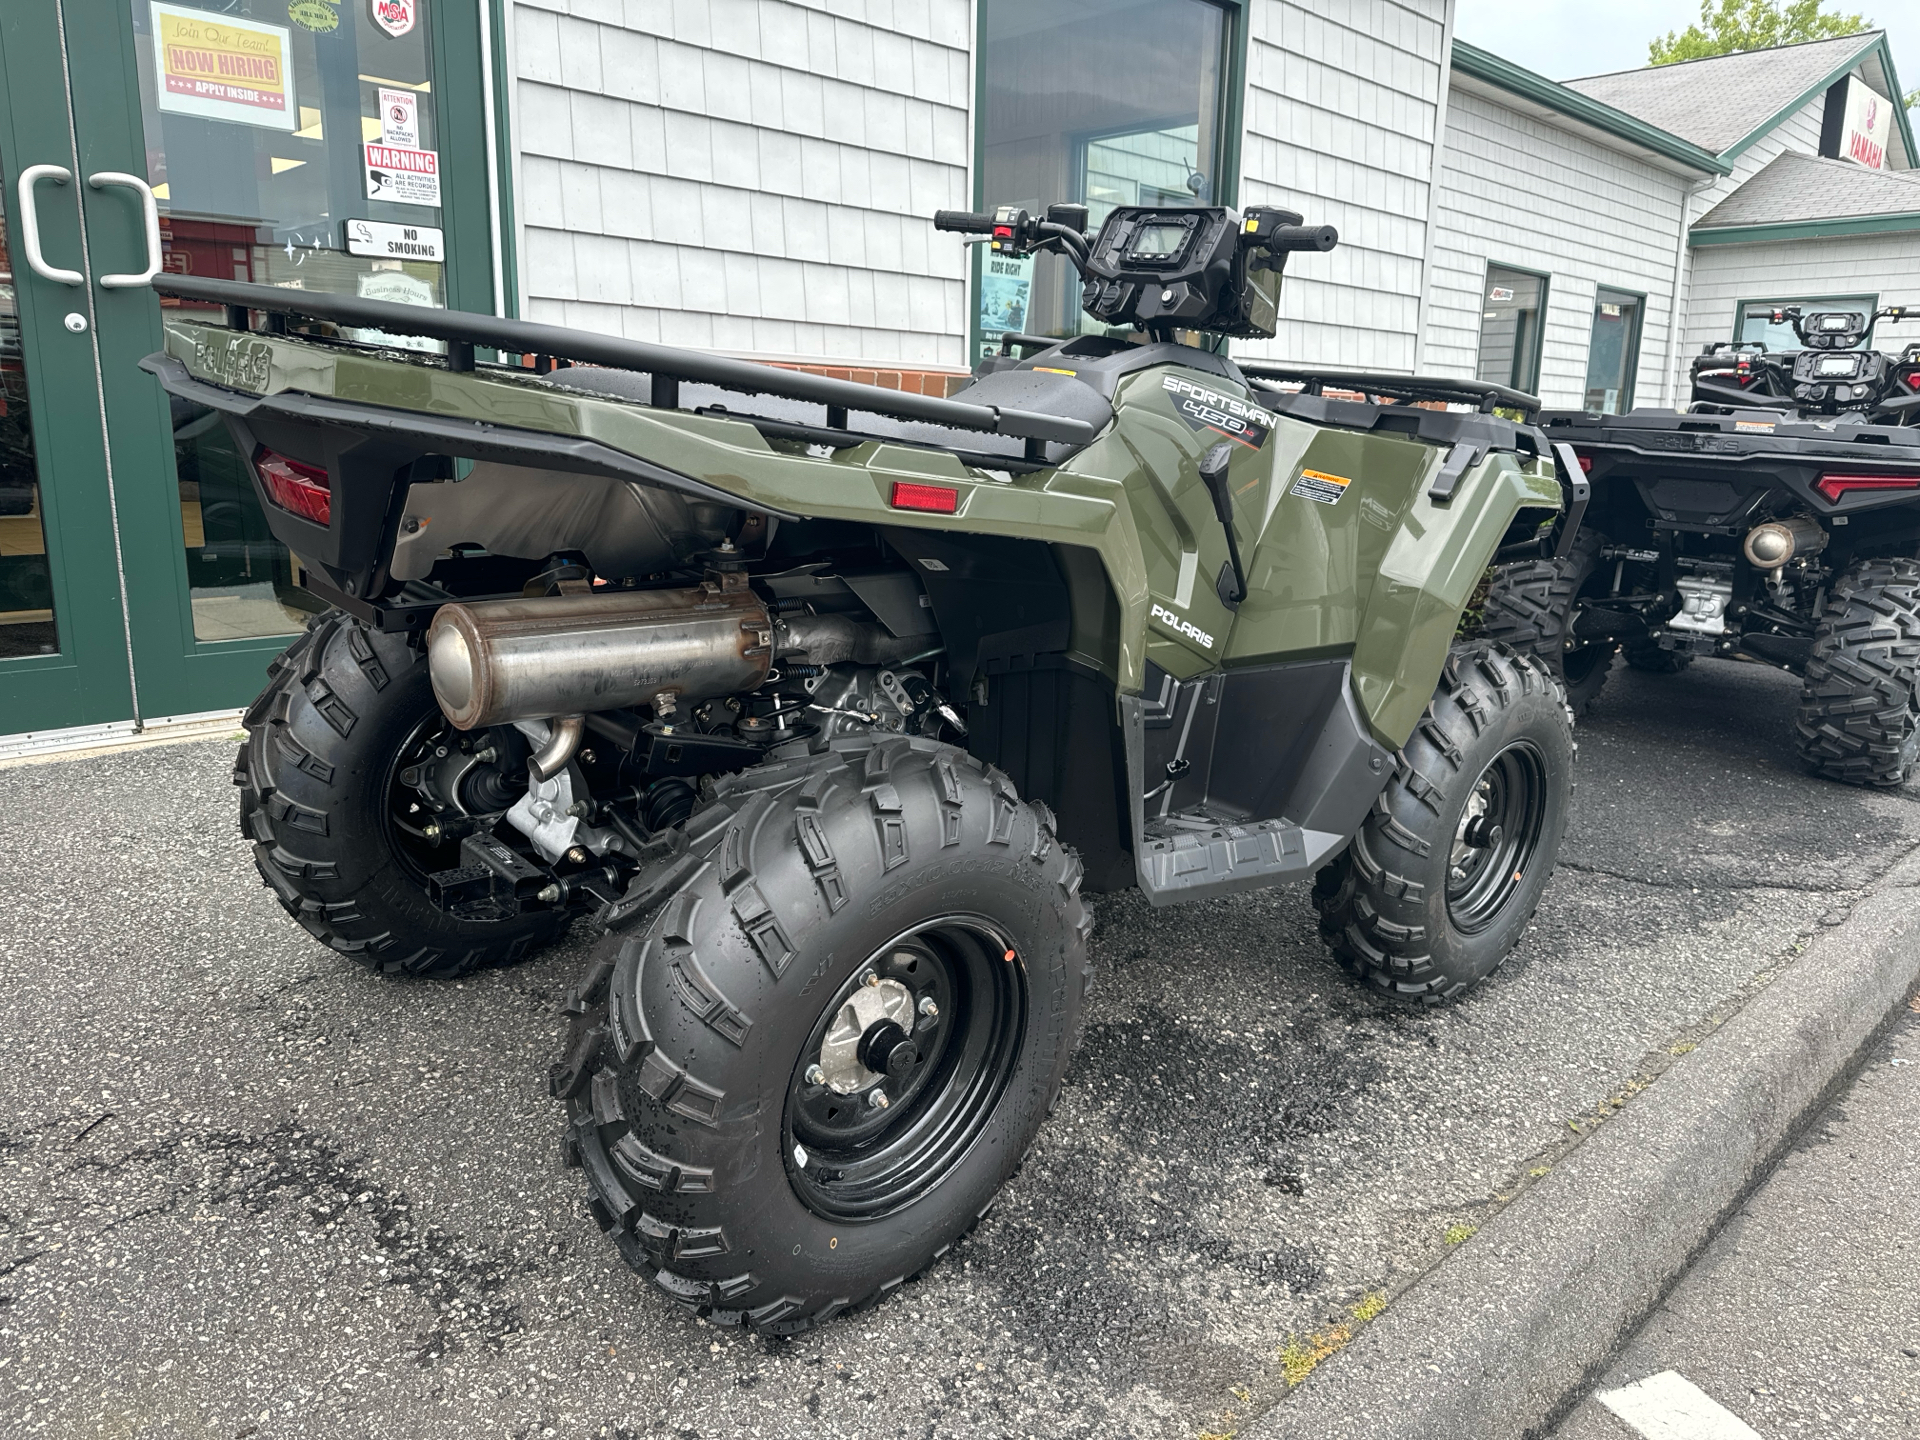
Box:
xmin=428 ymin=584 xmax=773 ymax=730
xmin=1743 ymin=515 xmax=1827 ymax=570
xmin=427 ymin=584 xmax=941 ymax=730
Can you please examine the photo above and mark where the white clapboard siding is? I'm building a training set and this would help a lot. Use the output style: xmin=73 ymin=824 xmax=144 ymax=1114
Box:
xmin=1687 ymin=232 xmax=1920 ymax=353
xmin=1235 ymin=0 xmax=1450 ymax=374
xmin=1422 ymin=88 xmax=1690 ymax=409
xmin=1674 ymin=92 xmax=1831 ymax=358
xmin=511 ymin=0 xmax=973 ymax=367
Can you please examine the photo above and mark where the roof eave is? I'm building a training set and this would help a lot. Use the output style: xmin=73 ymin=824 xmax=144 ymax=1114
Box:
xmin=1691 ymin=210 xmax=1920 ymax=246
xmin=1450 ymin=41 xmax=1731 ymax=176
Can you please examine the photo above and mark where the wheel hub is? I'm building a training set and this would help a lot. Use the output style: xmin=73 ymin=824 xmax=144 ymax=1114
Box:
xmin=817 ymin=974 xmax=916 ymax=1094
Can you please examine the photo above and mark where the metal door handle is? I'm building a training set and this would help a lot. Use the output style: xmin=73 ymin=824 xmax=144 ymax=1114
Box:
xmin=16 ymin=164 xmax=83 ymax=285
xmin=88 ymin=171 xmax=162 ymax=287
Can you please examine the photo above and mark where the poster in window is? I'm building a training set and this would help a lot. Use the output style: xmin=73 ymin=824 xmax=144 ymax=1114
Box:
xmin=364 ymin=142 xmax=441 ymax=206
xmin=150 ymin=1 xmax=297 ymax=132
xmin=978 ymin=253 xmax=1035 ymax=343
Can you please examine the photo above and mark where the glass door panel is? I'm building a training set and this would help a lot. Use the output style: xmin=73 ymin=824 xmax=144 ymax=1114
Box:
xmin=129 ymin=0 xmax=451 ymax=644
xmin=0 ymin=194 xmax=59 ymax=660
xmin=1583 ymin=288 xmax=1643 ymax=415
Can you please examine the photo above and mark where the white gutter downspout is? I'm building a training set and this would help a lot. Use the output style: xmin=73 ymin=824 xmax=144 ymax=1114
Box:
xmin=1412 ymin=0 xmax=1459 ymax=374
xmin=1663 ymin=172 xmax=1718 ymax=408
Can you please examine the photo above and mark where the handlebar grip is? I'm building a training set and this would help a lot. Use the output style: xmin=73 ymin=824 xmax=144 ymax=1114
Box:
xmin=933 ymin=210 xmax=997 ymax=234
xmin=1268 ymin=224 xmax=1339 ymax=253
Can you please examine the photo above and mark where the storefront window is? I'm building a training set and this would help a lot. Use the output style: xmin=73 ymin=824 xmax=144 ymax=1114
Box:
xmin=975 ymin=0 xmax=1233 ymax=354
xmin=1476 ymin=264 xmax=1548 ymax=394
xmin=1737 ymin=296 xmax=1877 ymax=351
xmin=1583 ymin=288 xmax=1643 ymax=415
xmin=132 ymin=0 xmax=448 ymax=640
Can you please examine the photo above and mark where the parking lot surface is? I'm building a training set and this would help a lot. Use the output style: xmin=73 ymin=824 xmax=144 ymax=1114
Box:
xmin=3 ymin=657 xmax=1915 ymax=1439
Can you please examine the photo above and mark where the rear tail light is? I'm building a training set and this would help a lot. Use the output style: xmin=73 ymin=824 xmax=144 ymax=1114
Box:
xmin=889 ymin=481 xmax=960 ymax=514
xmin=1814 ymin=473 xmax=1920 ymax=503
xmin=254 ymin=448 xmax=331 ymax=525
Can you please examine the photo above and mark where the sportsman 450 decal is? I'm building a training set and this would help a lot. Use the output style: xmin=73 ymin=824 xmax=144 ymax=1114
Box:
xmin=1150 ymin=601 xmax=1215 ymax=650
xmin=1162 ymin=375 xmax=1275 ymax=449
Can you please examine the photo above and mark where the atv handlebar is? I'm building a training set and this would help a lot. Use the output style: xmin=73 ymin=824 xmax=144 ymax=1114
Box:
xmin=1264 ymin=224 xmax=1339 ymax=253
xmin=933 ymin=210 xmax=997 ymax=234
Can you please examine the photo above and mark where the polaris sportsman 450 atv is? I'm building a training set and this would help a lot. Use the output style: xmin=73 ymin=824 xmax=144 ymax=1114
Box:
xmin=1484 ymin=303 xmax=1920 ymax=785
xmin=146 ymin=198 xmax=1578 ymax=1332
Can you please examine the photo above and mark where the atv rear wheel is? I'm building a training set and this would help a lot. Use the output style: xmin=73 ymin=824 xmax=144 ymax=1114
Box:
xmin=554 ymin=735 xmax=1091 ymax=1332
xmin=1480 ymin=528 xmax=1616 ymax=710
xmin=1794 ymin=558 xmax=1920 ymax=786
xmin=1314 ymin=642 xmax=1574 ymax=1002
xmin=235 ymin=612 xmax=568 ymax=978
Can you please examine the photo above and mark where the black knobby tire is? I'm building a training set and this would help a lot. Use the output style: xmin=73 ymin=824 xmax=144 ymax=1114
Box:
xmin=1481 ymin=527 xmax=1616 ymax=710
xmin=1794 ymin=558 xmax=1920 ymax=787
xmin=1622 ymin=638 xmax=1693 ymax=674
xmin=1313 ymin=642 xmax=1574 ymax=1003
xmin=235 ymin=611 xmax=568 ymax=978
xmin=555 ymin=735 xmax=1092 ymax=1332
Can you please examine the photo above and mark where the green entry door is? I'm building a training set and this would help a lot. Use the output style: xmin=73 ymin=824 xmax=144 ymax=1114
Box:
xmin=0 ymin=0 xmax=496 ymax=736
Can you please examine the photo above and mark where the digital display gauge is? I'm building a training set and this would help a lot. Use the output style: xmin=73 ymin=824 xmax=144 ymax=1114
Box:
xmin=1815 ymin=355 xmax=1860 ymax=377
xmin=1130 ymin=224 xmax=1189 ymax=260
xmin=1818 ymin=314 xmax=1855 ymax=332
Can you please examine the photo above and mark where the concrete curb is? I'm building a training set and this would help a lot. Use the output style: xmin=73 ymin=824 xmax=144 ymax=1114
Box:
xmin=1247 ymin=855 xmax=1920 ymax=1440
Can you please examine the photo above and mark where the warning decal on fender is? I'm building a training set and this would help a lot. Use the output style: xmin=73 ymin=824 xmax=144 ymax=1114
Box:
xmin=1162 ymin=375 xmax=1274 ymax=449
xmin=1290 ymin=468 xmax=1352 ymax=505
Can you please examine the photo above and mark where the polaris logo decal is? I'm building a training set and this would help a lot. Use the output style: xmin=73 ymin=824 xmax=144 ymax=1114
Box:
xmin=1162 ymin=376 xmax=1274 ymax=449
xmin=1151 ymin=601 xmax=1215 ymax=650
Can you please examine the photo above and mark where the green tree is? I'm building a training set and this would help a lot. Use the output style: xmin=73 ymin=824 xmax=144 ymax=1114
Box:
xmin=1649 ymin=0 xmax=1872 ymax=65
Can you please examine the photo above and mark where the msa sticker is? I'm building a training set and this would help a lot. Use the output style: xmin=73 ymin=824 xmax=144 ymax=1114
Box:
xmin=1734 ymin=418 xmax=1777 ymax=434
xmin=1162 ymin=375 xmax=1274 ymax=450
xmin=1290 ymin=468 xmax=1353 ymax=505
xmin=1150 ymin=601 xmax=1214 ymax=651
xmin=918 ymin=557 xmax=950 ymax=571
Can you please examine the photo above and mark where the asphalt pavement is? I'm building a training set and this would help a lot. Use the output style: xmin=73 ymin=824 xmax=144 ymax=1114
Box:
xmin=1549 ymin=1004 xmax=1920 ymax=1440
xmin=2 ymin=656 xmax=1915 ymax=1438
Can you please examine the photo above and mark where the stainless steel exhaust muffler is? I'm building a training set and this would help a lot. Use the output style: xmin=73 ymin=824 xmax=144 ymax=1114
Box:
xmin=427 ymin=584 xmax=772 ymax=729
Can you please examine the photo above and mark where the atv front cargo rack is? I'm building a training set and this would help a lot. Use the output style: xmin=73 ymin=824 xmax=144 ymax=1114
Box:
xmin=150 ymin=276 xmax=1097 ymax=449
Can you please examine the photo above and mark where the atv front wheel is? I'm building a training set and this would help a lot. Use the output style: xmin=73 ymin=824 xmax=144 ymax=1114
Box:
xmin=1314 ymin=642 xmax=1574 ymax=1002
xmin=555 ymin=735 xmax=1091 ymax=1332
xmin=1794 ymin=558 xmax=1920 ymax=786
xmin=235 ymin=612 xmax=569 ymax=977
xmin=1480 ymin=528 xmax=1616 ymax=710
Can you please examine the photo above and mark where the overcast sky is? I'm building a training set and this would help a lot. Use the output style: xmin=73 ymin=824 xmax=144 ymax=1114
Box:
xmin=1453 ymin=0 xmax=1920 ymax=90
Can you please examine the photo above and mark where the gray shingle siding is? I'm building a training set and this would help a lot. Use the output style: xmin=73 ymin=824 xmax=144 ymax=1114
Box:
xmin=512 ymin=0 xmax=974 ymax=367
xmin=1223 ymin=0 xmax=1451 ymax=372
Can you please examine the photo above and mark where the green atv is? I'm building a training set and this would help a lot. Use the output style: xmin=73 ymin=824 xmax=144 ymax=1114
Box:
xmin=146 ymin=198 xmax=1579 ymax=1332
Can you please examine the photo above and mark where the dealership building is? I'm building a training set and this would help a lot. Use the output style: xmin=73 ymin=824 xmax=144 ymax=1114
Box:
xmin=3 ymin=0 xmax=1917 ymax=742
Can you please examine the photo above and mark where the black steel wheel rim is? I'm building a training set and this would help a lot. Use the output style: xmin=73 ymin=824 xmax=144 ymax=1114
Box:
xmin=1446 ymin=740 xmax=1550 ymax=935
xmin=383 ymin=712 xmax=469 ymax=882
xmin=784 ymin=917 xmax=1027 ymax=1222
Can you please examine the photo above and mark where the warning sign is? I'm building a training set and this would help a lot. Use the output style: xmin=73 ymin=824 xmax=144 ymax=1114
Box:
xmin=364 ymin=142 xmax=441 ymax=206
xmin=1290 ymin=468 xmax=1353 ymax=505
xmin=151 ymin=1 xmax=296 ymax=131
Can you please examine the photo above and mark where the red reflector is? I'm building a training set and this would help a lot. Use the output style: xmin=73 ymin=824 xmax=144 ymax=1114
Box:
xmin=1815 ymin=473 xmax=1920 ymax=503
xmin=1575 ymin=452 xmax=1593 ymax=473
xmin=890 ymin=481 xmax=960 ymax=514
xmin=255 ymin=447 xmax=332 ymax=526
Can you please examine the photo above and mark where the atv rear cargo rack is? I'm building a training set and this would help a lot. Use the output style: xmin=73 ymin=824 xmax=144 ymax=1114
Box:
xmin=149 ymin=276 xmax=1097 ymax=451
xmin=1238 ymin=363 xmax=1543 ymax=419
